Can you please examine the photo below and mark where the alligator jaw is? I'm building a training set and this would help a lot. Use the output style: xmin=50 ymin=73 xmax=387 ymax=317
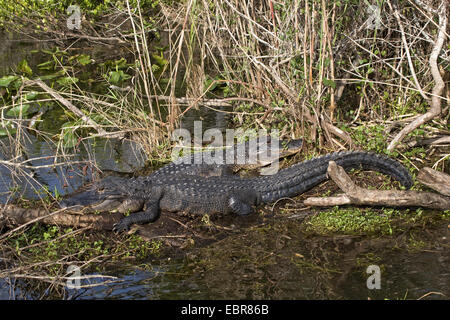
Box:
xmin=60 ymin=190 xmax=144 ymax=214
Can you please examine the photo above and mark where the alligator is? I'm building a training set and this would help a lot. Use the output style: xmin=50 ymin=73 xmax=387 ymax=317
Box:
xmin=155 ymin=135 xmax=304 ymax=177
xmin=61 ymin=148 xmax=413 ymax=233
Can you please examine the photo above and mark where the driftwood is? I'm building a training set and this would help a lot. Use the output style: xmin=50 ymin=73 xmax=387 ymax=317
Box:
xmin=417 ymin=167 xmax=450 ymax=197
xmin=0 ymin=205 xmax=121 ymax=231
xmin=407 ymin=135 xmax=450 ymax=148
xmin=304 ymin=161 xmax=450 ymax=210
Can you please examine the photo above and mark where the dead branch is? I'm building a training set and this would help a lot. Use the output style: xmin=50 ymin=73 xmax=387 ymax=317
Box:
xmin=1 ymin=205 xmax=121 ymax=231
xmin=387 ymin=1 xmax=447 ymax=151
xmin=321 ymin=119 xmax=353 ymax=147
xmin=417 ymin=167 xmax=450 ymax=196
xmin=406 ymin=135 xmax=450 ymax=147
xmin=304 ymin=161 xmax=450 ymax=210
xmin=304 ymin=195 xmax=352 ymax=207
xmin=24 ymin=79 xmax=123 ymax=138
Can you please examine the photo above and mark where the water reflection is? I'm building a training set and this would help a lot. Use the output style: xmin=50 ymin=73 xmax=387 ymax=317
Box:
xmin=0 ymin=133 xmax=147 ymax=203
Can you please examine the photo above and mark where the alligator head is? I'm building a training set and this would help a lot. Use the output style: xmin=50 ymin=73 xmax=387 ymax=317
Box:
xmin=60 ymin=176 xmax=145 ymax=214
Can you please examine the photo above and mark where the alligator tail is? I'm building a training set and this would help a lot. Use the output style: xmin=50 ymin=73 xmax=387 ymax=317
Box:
xmin=331 ymin=151 xmax=413 ymax=188
xmin=258 ymin=151 xmax=413 ymax=203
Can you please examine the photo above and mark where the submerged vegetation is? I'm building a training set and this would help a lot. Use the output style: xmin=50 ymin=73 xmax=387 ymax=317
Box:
xmin=0 ymin=0 xmax=448 ymax=299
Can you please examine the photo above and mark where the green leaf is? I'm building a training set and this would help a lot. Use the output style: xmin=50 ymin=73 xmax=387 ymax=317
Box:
xmin=39 ymin=70 xmax=65 ymax=80
xmin=25 ymin=91 xmax=38 ymax=100
xmin=17 ymin=59 xmax=32 ymax=76
xmin=41 ymin=47 xmax=67 ymax=57
xmin=109 ymin=71 xmax=120 ymax=85
xmin=322 ymin=78 xmax=336 ymax=89
xmin=0 ymin=121 xmax=16 ymax=137
xmin=151 ymin=53 xmax=168 ymax=68
xmin=61 ymin=122 xmax=78 ymax=148
xmin=37 ymin=60 xmax=55 ymax=71
xmin=204 ymin=78 xmax=217 ymax=91
xmin=7 ymin=104 xmax=30 ymax=117
xmin=77 ymin=54 xmax=92 ymax=66
xmin=41 ymin=49 xmax=54 ymax=55
xmin=56 ymin=76 xmax=78 ymax=87
xmin=54 ymin=186 xmax=61 ymax=200
xmin=0 ymin=75 xmax=18 ymax=87
xmin=114 ymin=57 xmax=128 ymax=69
xmin=151 ymin=64 xmax=160 ymax=73
xmin=108 ymin=70 xmax=130 ymax=85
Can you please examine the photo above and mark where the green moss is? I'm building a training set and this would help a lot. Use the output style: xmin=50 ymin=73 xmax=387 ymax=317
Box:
xmin=305 ymin=206 xmax=449 ymax=237
xmin=305 ymin=207 xmax=395 ymax=236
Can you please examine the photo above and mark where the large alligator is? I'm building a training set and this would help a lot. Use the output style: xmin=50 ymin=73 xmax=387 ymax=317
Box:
xmin=61 ymin=145 xmax=413 ymax=233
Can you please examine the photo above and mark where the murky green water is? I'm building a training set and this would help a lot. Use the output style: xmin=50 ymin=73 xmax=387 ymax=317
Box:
xmin=0 ymin=33 xmax=448 ymax=300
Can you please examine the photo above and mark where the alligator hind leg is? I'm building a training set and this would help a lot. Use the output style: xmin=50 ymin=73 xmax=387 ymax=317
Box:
xmin=227 ymin=190 xmax=261 ymax=216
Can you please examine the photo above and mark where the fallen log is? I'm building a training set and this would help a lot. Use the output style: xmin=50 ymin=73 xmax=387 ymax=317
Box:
xmin=304 ymin=161 xmax=450 ymax=210
xmin=1 ymin=205 xmax=121 ymax=231
xmin=417 ymin=167 xmax=450 ymax=197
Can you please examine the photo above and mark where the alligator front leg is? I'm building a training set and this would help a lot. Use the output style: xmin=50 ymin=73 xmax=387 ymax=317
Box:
xmin=115 ymin=198 xmax=145 ymax=214
xmin=112 ymin=187 xmax=163 ymax=233
xmin=112 ymin=202 xmax=160 ymax=233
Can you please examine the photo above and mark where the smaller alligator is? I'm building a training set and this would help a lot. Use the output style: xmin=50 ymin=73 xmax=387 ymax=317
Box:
xmin=153 ymin=135 xmax=303 ymax=177
xmin=61 ymin=150 xmax=413 ymax=233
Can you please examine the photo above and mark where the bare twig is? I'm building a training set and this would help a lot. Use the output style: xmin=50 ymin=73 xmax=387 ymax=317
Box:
xmin=388 ymin=0 xmax=428 ymax=101
xmin=24 ymin=79 xmax=114 ymax=137
xmin=387 ymin=1 xmax=447 ymax=151
xmin=1 ymin=205 xmax=122 ymax=231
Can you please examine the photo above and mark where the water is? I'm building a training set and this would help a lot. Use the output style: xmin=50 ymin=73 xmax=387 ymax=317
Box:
xmin=0 ymin=132 xmax=147 ymax=203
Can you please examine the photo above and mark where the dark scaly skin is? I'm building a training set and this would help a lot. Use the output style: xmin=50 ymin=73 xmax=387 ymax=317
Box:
xmin=62 ymin=151 xmax=413 ymax=232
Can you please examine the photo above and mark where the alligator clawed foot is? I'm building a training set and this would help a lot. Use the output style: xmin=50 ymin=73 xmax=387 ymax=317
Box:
xmin=112 ymin=219 xmax=131 ymax=233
